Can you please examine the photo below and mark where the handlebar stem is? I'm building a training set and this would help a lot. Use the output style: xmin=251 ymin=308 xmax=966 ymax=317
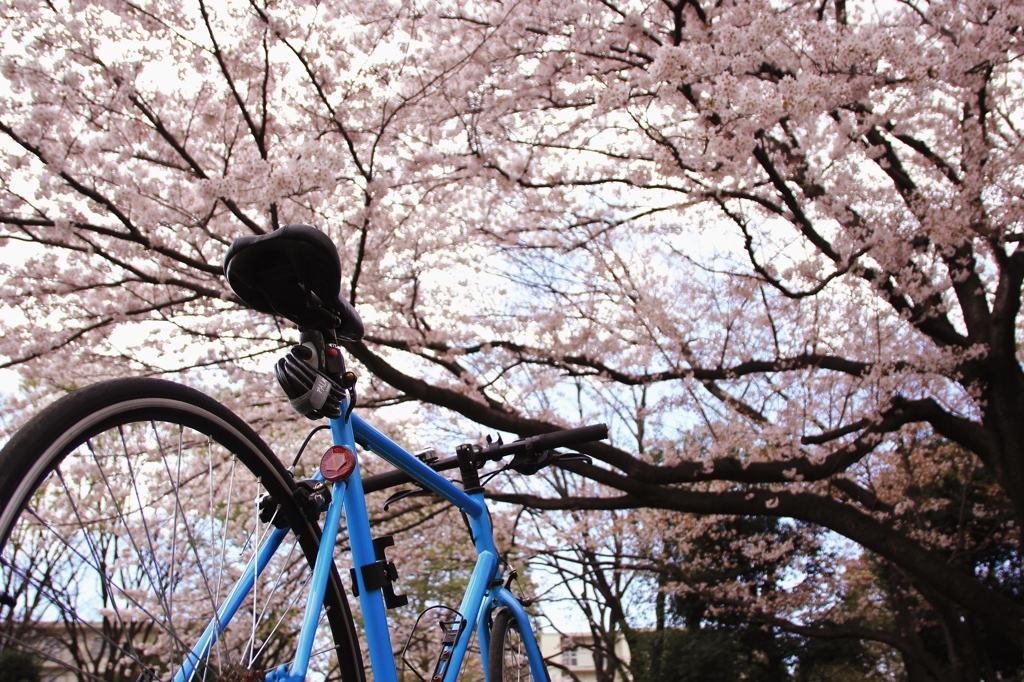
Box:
xmin=456 ymin=444 xmax=483 ymax=493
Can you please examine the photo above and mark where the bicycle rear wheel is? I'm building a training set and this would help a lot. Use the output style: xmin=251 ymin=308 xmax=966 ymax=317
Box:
xmin=0 ymin=378 xmax=364 ymax=681
xmin=488 ymin=608 xmax=542 ymax=682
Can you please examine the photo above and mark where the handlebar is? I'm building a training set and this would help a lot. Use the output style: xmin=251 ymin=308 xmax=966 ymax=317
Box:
xmin=360 ymin=423 xmax=608 ymax=494
xmin=475 ymin=424 xmax=609 ymax=464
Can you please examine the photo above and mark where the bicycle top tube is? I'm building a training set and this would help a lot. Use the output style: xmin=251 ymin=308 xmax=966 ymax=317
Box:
xmin=348 ymin=413 xmax=486 ymax=518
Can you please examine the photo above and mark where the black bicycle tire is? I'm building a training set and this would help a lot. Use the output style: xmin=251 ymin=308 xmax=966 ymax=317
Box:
xmin=0 ymin=377 xmax=365 ymax=682
xmin=489 ymin=607 xmax=545 ymax=682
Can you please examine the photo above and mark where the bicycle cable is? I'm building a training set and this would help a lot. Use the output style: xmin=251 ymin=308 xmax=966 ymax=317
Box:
xmin=479 ymin=463 xmax=512 ymax=487
xmin=401 ymin=604 xmax=467 ymax=682
xmin=291 ymin=424 xmax=332 ymax=469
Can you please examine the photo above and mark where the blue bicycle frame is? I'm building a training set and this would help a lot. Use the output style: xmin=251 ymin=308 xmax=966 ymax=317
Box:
xmin=175 ymin=401 xmax=547 ymax=682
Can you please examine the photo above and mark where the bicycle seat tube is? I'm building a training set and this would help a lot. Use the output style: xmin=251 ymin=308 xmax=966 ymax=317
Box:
xmin=330 ymin=406 xmax=401 ymax=682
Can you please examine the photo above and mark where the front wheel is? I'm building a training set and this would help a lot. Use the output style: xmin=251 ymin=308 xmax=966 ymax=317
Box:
xmin=0 ymin=378 xmax=364 ymax=681
xmin=489 ymin=607 xmax=545 ymax=682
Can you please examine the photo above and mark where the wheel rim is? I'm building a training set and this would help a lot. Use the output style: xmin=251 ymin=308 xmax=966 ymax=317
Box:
xmin=0 ymin=411 xmax=337 ymax=681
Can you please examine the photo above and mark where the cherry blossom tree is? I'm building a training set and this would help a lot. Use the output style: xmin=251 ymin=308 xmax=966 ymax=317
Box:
xmin=349 ymin=0 xmax=1024 ymax=674
xmin=1 ymin=0 xmax=1022 ymax=679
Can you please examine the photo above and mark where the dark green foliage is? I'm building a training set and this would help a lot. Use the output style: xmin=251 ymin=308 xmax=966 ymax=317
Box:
xmin=0 ymin=649 xmax=41 ymax=682
xmin=793 ymin=634 xmax=879 ymax=682
xmin=627 ymin=626 xmax=879 ymax=682
xmin=627 ymin=627 xmax=777 ymax=682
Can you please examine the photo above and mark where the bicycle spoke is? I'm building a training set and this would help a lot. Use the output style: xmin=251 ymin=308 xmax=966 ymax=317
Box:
xmin=53 ymin=466 xmax=150 ymax=667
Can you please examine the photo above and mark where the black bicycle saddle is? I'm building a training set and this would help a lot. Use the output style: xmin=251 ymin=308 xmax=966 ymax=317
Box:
xmin=224 ymin=225 xmax=364 ymax=339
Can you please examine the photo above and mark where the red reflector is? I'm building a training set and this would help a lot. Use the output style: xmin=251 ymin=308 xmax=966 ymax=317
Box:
xmin=321 ymin=446 xmax=356 ymax=482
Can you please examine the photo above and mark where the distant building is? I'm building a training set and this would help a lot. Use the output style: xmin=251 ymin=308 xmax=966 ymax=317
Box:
xmin=538 ymin=631 xmax=630 ymax=682
xmin=2 ymin=623 xmax=114 ymax=682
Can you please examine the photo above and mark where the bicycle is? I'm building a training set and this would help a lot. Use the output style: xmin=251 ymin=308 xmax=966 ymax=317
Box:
xmin=0 ymin=224 xmax=607 ymax=682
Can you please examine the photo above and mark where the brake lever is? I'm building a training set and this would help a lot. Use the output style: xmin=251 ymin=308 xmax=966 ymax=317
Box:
xmin=553 ymin=453 xmax=592 ymax=467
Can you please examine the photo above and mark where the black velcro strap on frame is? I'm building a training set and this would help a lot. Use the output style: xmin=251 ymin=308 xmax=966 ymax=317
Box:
xmin=348 ymin=536 xmax=409 ymax=609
